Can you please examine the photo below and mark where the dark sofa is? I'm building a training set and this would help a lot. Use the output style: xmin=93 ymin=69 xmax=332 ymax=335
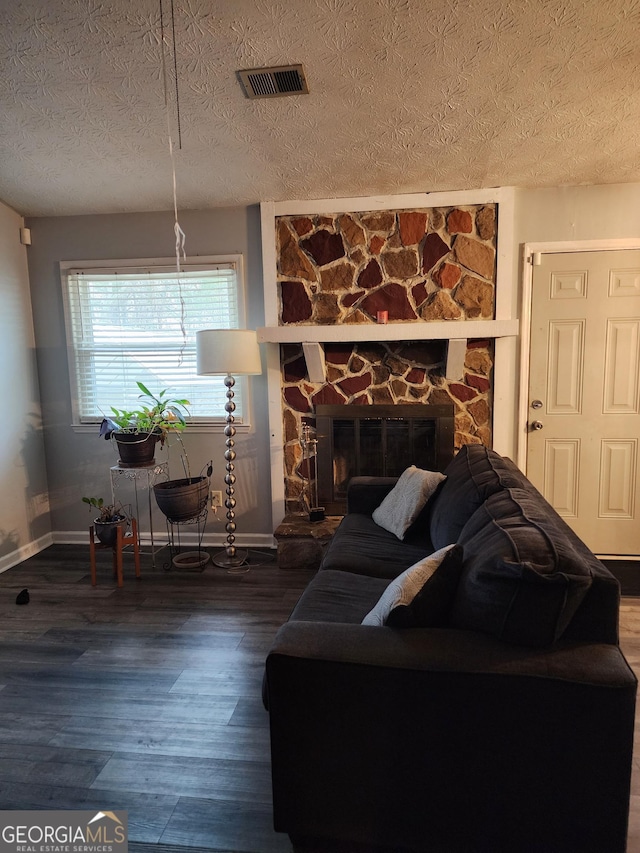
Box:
xmin=264 ymin=445 xmax=637 ymax=853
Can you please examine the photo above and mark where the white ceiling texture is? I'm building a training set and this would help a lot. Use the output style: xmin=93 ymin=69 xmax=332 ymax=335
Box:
xmin=1 ymin=0 xmax=639 ymax=217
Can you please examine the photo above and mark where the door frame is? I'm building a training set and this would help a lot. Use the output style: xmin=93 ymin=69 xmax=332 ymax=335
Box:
xmin=517 ymin=238 xmax=640 ymax=473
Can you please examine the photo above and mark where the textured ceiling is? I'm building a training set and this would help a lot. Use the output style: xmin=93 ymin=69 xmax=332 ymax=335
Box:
xmin=1 ymin=0 xmax=640 ymax=217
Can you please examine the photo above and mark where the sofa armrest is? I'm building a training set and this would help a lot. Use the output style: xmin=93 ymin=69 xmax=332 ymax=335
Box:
xmin=266 ymin=621 xmax=636 ymax=853
xmin=346 ymin=476 xmax=397 ymax=515
xmin=266 ymin=619 xmax=634 ymax=683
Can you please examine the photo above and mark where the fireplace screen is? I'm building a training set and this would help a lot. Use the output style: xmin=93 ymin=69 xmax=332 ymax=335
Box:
xmin=315 ymin=404 xmax=455 ymax=515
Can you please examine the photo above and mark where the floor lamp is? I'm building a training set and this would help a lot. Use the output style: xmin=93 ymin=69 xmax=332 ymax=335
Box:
xmin=196 ymin=329 xmax=262 ymax=570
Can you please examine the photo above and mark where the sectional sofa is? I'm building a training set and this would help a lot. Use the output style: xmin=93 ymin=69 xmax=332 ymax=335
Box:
xmin=264 ymin=445 xmax=637 ymax=853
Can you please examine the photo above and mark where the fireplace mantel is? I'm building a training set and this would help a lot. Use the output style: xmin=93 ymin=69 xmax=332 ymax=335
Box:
xmin=256 ymin=318 xmax=518 ymax=343
xmin=257 ymin=319 xmax=519 ymax=381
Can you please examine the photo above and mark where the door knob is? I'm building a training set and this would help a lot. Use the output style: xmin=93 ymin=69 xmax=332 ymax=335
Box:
xmin=530 ymin=420 xmax=544 ymax=431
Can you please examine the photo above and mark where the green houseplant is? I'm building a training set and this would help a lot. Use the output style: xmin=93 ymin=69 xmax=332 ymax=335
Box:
xmin=83 ymin=496 xmax=128 ymax=547
xmin=100 ymin=381 xmax=210 ymax=522
xmin=100 ymin=381 xmax=191 ymax=467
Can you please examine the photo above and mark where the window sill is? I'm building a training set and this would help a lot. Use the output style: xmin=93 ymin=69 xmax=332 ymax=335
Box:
xmin=71 ymin=423 xmax=253 ymax=435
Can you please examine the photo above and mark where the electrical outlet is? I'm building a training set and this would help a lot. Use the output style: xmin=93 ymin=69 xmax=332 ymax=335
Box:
xmin=211 ymin=490 xmax=223 ymax=508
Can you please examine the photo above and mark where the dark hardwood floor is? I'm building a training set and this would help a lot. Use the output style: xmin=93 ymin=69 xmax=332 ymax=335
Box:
xmin=0 ymin=544 xmax=311 ymax=853
xmin=3 ymin=545 xmax=640 ymax=853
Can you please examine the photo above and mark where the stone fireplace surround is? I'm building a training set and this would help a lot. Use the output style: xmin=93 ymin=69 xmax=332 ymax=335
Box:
xmin=258 ymin=188 xmax=519 ymax=527
xmin=281 ymin=337 xmax=493 ymax=513
xmin=276 ymin=202 xmax=496 ymax=514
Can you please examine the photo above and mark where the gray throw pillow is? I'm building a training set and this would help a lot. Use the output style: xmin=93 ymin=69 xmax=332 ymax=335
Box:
xmin=362 ymin=544 xmax=456 ymax=627
xmin=372 ymin=465 xmax=447 ymax=541
xmin=386 ymin=544 xmax=464 ymax=628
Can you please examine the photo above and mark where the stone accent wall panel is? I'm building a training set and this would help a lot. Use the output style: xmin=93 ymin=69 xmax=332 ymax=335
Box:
xmin=275 ymin=204 xmax=498 ymax=511
xmin=277 ymin=204 xmax=497 ymax=326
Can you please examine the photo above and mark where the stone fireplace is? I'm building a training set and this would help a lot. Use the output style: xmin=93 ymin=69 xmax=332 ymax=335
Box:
xmin=281 ymin=337 xmax=492 ymax=513
xmin=274 ymin=201 xmax=496 ymax=515
xmin=257 ymin=190 xmax=520 ymax=524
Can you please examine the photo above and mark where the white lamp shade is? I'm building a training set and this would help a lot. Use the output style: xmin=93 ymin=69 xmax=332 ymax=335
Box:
xmin=196 ymin=329 xmax=262 ymax=376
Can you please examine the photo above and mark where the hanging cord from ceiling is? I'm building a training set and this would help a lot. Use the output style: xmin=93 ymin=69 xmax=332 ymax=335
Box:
xmin=159 ymin=0 xmax=187 ymax=363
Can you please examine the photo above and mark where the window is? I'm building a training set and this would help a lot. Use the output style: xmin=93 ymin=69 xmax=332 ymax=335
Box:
xmin=61 ymin=256 xmax=248 ymax=426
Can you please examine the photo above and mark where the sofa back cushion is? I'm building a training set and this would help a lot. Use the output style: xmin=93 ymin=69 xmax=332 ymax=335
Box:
xmin=451 ymin=487 xmax=594 ymax=646
xmin=320 ymin=513 xmax=434 ymax=579
xmin=429 ymin=445 xmax=526 ymax=550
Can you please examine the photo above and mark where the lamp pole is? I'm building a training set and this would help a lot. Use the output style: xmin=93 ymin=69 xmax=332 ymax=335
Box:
xmin=217 ymin=373 xmax=247 ymax=568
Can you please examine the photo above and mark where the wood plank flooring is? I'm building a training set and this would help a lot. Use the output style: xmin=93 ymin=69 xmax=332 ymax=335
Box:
xmin=1 ymin=545 xmax=640 ymax=852
xmin=0 ymin=544 xmax=310 ymax=853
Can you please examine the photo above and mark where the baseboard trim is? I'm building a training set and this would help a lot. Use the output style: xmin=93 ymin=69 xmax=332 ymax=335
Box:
xmin=52 ymin=530 xmax=277 ymax=549
xmin=0 ymin=532 xmax=55 ymax=574
xmin=597 ymin=554 xmax=640 ymax=561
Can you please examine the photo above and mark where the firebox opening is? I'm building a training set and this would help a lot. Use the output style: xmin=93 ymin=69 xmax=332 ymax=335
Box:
xmin=315 ymin=404 xmax=455 ymax=515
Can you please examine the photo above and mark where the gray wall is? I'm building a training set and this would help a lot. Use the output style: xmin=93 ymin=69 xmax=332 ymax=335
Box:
xmin=514 ymin=182 xmax=640 ymax=247
xmin=508 ymin=181 xmax=640 ymax=461
xmin=21 ymin=182 xmax=640 ymax=542
xmin=25 ymin=206 xmax=272 ymax=539
xmin=0 ymin=201 xmax=50 ymax=569
xmin=513 ymin=182 xmax=640 ymax=318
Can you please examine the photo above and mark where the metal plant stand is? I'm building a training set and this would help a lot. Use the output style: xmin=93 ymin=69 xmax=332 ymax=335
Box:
xmin=163 ymin=507 xmax=210 ymax=572
xmin=110 ymin=462 xmax=169 ymax=566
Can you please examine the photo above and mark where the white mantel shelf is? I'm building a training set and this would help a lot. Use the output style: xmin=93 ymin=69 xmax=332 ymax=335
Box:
xmin=257 ymin=318 xmax=519 ymax=344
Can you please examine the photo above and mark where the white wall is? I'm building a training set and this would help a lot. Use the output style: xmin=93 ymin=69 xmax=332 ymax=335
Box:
xmin=0 ymin=201 xmax=50 ymax=570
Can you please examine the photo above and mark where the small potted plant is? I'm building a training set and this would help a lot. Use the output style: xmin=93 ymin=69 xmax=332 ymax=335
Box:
xmin=100 ymin=381 xmax=191 ymax=467
xmin=83 ymin=496 xmax=128 ymax=547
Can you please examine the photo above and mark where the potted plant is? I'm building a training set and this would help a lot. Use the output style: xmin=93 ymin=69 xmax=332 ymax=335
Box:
xmin=153 ymin=454 xmax=212 ymax=523
xmin=100 ymin=381 xmax=210 ymax=522
xmin=100 ymin=381 xmax=191 ymax=468
xmin=83 ymin=496 xmax=128 ymax=547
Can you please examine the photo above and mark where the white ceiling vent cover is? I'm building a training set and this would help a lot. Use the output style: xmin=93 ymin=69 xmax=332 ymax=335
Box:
xmin=238 ymin=65 xmax=309 ymax=99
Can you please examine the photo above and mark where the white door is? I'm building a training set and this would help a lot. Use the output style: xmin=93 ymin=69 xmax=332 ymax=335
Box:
xmin=527 ymin=249 xmax=640 ymax=556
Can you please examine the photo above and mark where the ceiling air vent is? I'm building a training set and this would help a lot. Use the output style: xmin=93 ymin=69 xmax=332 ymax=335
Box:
xmin=238 ymin=64 xmax=309 ymax=100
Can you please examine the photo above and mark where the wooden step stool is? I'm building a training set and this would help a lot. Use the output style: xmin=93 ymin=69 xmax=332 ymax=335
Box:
xmin=89 ymin=517 xmax=141 ymax=587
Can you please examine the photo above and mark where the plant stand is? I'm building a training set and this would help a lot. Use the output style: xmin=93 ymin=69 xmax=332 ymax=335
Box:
xmin=110 ymin=462 xmax=168 ymax=566
xmin=163 ymin=507 xmax=210 ymax=571
xmin=89 ymin=517 xmax=141 ymax=587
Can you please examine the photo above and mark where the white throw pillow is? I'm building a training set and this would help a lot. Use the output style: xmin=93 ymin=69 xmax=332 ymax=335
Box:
xmin=362 ymin=544 xmax=456 ymax=626
xmin=372 ymin=465 xmax=446 ymax=540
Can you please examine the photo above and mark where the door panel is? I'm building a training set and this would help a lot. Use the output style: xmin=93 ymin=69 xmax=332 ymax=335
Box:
xmin=543 ymin=440 xmax=579 ymax=517
xmin=603 ymin=320 xmax=640 ymax=413
xmin=528 ymin=249 xmax=640 ymax=555
xmin=598 ymin=439 xmax=637 ymax=518
xmin=547 ymin=320 xmax=584 ymax=413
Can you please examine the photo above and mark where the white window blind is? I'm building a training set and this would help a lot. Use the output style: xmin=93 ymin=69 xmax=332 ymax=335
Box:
xmin=62 ymin=258 xmax=247 ymax=424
